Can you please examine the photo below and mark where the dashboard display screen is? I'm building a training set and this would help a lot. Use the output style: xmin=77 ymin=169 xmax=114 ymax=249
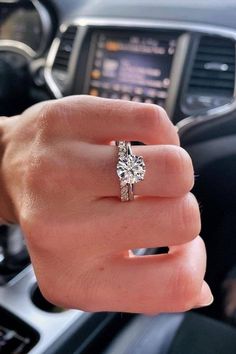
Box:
xmin=85 ymin=31 xmax=178 ymax=106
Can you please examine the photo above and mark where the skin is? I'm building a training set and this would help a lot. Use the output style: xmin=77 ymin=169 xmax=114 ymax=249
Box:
xmin=0 ymin=95 xmax=213 ymax=313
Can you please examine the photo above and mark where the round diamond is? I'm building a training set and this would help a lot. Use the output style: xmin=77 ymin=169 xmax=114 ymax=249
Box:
xmin=117 ymin=154 xmax=146 ymax=184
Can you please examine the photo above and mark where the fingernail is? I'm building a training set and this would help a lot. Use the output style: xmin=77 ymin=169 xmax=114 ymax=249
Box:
xmin=194 ymin=281 xmax=214 ymax=308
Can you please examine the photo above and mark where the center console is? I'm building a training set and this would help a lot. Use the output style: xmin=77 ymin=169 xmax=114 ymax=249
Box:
xmin=0 ymin=226 xmax=91 ymax=354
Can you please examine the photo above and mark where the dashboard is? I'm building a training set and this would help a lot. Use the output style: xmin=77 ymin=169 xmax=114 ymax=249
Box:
xmin=0 ymin=0 xmax=236 ymax=126
xmin=1 ymin=1 xmax=236 ymax=353
xmin=46 ymin=19 xmax=236 ymax=125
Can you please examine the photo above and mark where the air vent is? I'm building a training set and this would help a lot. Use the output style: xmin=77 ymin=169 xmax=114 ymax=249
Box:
xmin=184 ymin=35 xmax=236 ymax=113
xmin=53 ymin=26 xmax=77 ymax=71
xmin=52 ymin=26 xmax=77 ymax=91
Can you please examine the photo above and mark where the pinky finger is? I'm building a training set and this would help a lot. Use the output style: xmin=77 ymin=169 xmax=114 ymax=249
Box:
xmin=79 ymin=236 xmax=213 ymax=314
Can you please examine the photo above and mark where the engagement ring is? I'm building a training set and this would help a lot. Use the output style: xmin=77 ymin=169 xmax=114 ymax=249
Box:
xmin=116 ymin=141 xmax=146 ymax=201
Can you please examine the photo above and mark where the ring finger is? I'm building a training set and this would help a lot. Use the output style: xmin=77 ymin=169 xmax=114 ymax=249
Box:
xmin=63 ymin=142 xmax=194 ymax=198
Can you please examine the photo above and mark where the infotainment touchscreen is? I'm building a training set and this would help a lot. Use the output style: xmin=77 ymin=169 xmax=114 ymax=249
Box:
xmin=85 ymin=31 xmax=178 ymax=107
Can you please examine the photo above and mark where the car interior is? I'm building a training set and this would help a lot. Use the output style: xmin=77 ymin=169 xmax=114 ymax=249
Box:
xmin=1 ymin=0 xmax=236 ymax=353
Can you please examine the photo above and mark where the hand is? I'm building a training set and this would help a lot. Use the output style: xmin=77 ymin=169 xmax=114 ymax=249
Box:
xmin=0 ymin=95 xmax=213 ymax=313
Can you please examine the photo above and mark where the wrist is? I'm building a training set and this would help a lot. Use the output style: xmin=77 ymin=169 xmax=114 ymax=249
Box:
xmin=0 ymin=116 xmax=18 ymax=224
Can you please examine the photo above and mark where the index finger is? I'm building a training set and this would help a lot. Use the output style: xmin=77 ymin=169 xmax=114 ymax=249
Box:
xmin=44 ymin=95 xmax=180 ymax=145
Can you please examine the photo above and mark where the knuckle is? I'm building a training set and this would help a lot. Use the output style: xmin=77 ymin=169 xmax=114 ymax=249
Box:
xmin=37 ymin=97 xmax=86 ymax=139
xmin=25 ymin=144 xmax=67 ymax=195
xmin=161 ymin=148 xmax=193 ymax=197
xmin=166 ymin=147 xmax=194 ymax=192
xmin=38 ymin=101 xmax=58 ymax=128
xmin=171 ymin=263 xmax=200 ymax=312
xmin=20 ymin=214 xmax=36 ymax=244
xmin=179 ymin=194 xmax=201 ymax=242
xmin=20 ymin=211 xmax=37 ymax=234
xmin=178 ymin=148 xmax=194 ymax=193
xmin=20 ymin=212 xmax=49 ymax=249
xmin=25 ymin=150 xmax=51 ymax=189
xmin=163 ymin=148 xmax=182 ymax=175
xmin=37 ymin=100 xmax=69 ymax=138
xmin=134 ymin=104 xmax=162 ymax=138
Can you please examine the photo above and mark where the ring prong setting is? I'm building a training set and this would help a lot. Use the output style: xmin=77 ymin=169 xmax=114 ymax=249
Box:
xmin=117 ymin=153 xmax=146 ymax=185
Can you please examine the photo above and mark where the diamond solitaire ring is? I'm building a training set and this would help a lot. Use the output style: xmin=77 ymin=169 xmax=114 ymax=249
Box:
xmin=116 ymin=141 xmax=146 ymax=202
